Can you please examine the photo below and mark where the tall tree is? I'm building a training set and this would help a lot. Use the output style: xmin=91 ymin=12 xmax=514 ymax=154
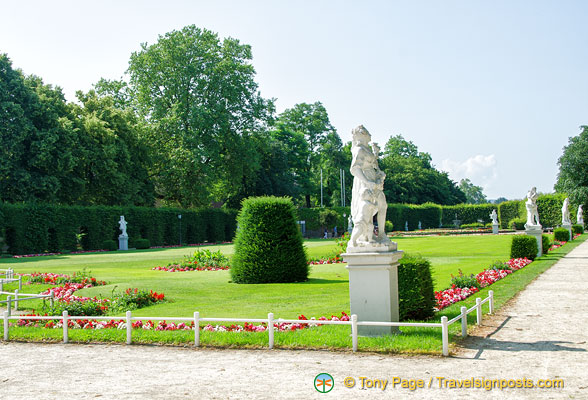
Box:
xmin=555 ymin=126 xmax=588 ymax=206
xmin=380 ymin=135 xmax=465 ymax=205
xmin=275 ymin=102 xmax=341 ymax=207
xmin=69 ymin=90 xmax=154 ymax=206
xmin=458 ymin=178 xmax=487 ymax=204
xmin=0 ymin=54 xmax=79 ymax=203
xmin=126 ymin=25 xmax=272 ymax=207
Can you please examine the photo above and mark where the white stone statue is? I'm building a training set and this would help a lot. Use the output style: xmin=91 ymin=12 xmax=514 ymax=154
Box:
xmin=490 ymin=209 xmax=498 ymax=225
xmin=348 ymin=125 xmax=391 ymax=250
xmin=562 ymin=198 xmax=571 ymax=225
xmin=578 ymin=205 xmax=584 ymax=225
xmin=118 ymin=216 xmax=128 ymax=237
xmin=524 ymin=187 xmax=541 ymax=229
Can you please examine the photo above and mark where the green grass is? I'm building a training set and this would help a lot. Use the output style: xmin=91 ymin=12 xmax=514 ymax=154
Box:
xmin=1 ymin=234 xmax=584 ymax=354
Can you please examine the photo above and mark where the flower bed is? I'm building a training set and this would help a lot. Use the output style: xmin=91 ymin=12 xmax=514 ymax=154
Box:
xmin=14 ymin=312 xmax=351 ymax=332
xmin=152 ymin=249 xmax=230 ymax=272
xmin=434 ymin=257 xmax=533 ymax=310
xmin=308 ymin=255 xmax=343 ymax=265
xmin=24 ymin=271 xmax=107 ymax=286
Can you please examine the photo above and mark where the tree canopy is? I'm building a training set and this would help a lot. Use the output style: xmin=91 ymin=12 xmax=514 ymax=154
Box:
xmin=459 ymin=178 xmax=487 ymax=204
xmin=379 ymin=135 xmax=466 ymax=205
xmin=555 ymin=126 xmax=588 ymax=206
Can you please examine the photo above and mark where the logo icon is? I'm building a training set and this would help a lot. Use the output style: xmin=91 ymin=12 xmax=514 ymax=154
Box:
xmin=314 ymin=373 xmax=334 ymax=393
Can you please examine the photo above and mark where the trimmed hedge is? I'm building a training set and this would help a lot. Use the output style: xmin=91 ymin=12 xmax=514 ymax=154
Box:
xmin=541 ymin=234 xmax=550 ymax=255
xmin=572 ymin=224 xmax=584 ymax=235
xmin=231 ymin=196 xmax=308 ymax=284
xmin=554 ymin=228 xmax=570 ymax=242
xmin=498 ymin=200 xmax=524 ymax=229
xmin=441 ymin=204 xmax=496 ymax=227
xmin=0 ymin=202 xmax=237 ymax=255
xmin=102 ymin=240 xmax=117 ymax=251
xmin=398 ymin=254 xmax=435 ymax=320
xmin=509 ymin=218 xmax=526 ymax=230
xmin=536 ymin=193 xmax=567 ymax=229
xmin=510 ymin=235 xmax=538 ymax=260
xmin=134 ymin=238 xmax=151 ymax=249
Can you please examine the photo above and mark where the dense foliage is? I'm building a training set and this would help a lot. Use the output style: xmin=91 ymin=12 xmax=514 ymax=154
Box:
xmin=0 ymin=202 xmax=236 ymax=255
xmin=553 ymin=228 xmax=570 ymax=242
xmin=555 ymin=126 xmax=588 ymax=208
xmin=398 ymin=254 xmax=435 ymax=320
xmin=231 ymin=197 xmax=308 ymax=283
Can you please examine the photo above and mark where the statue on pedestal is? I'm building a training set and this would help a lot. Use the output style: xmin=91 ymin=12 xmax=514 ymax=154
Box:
xmin=348 ymin=125 xmax=391 ymax=251
xmin=524 ymin=187 xmax=541 ymax=229
xmin=562 ymin=198 xmax=571 ymax=225
xmin=119 ymin=216 xmax=128 ymax=237
xmin=490 ymin=209 xmax=498 ymax=225
xmin=578 ymin=205 xmax=584 ymax=226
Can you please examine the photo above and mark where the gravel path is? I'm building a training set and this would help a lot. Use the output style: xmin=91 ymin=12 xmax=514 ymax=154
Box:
xmin=1 ymin=241 xmax=587 ymax=399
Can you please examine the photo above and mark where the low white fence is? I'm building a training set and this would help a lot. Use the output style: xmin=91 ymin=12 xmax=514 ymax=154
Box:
xmin=0 ymin=291 xmax=494 ymax=356
xmin=1 ymin=291 xmax=55 ymax=317
xmin=0 ymin=268 xmax=22 ymax=291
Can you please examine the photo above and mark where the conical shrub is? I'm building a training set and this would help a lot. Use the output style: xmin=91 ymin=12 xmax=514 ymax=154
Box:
xmin=231 ymin=196 xmax=308 ymax=283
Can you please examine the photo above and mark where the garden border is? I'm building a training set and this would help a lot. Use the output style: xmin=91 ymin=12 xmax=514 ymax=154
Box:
xmin=1 ymin=290 xmax=493 ymax=356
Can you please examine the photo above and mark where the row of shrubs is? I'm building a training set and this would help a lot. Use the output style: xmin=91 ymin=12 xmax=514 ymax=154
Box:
xmin=0 ymin=203 xmax=237 ymax=255
xmin=510 ymin=225 xmax=584 ymax=260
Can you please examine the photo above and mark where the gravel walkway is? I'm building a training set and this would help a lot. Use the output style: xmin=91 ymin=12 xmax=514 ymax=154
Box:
xmin=1 ymin=241 xmax=587 ymax=399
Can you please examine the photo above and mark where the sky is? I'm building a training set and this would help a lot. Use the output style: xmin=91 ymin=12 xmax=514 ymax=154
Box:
xmin=2 ymin=0 xmax=587 ymax=200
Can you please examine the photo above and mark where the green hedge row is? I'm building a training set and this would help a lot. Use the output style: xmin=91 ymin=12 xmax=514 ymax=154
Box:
xmin=0 ymin=202 xmax=237 ymax=255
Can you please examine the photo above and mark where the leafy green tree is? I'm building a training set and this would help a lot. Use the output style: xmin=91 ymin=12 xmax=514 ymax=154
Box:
xmin=380 ymin=135 xmax=465 ymax=205
xmin=555 ymin=126 xmax=588 ymax=206
xmin=275 ymin=102 xmax=343 ymax=207
xmin=126 ymin=25 xmax=272 ymax=207
xmin=0 ymin=54 xmax=79 ymax=203
xmin=459 ymin=178 xmax=488 ymax=204
xmin=69 ymin=90 xmax=154 ymax=206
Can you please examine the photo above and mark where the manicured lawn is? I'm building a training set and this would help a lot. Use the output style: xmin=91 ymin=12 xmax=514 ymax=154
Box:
xmin=2 ymin=234 xmax=584 ymax=354
xmin=2 ymin=235 xmax=510 ymax=318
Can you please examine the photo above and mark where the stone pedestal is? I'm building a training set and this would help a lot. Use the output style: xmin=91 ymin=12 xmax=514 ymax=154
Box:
xmin=342 ymin=250 xmax=404 ymax=336
xmin=562 ymin=223 xmax=573 ymax=241
xmin=118 ymin=234 xmax=128 ymax=251
xmin=525 ymin=226 xmax=543 ymax=257
xmin=492 ymin=223 xmax=499 ymax=234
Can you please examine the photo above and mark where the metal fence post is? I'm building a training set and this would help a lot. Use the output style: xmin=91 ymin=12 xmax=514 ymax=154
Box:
xmin=62 ymin=310 xmax=69 ymax=343
xmin=194 ymin=311 xmax=200 ymax=347
xmin=3 ymin=310 xmax=8 ymax=341
xmin=268 ymin=313 xmax=274 ymax=349
xmin=476 ymin=298 xmax=482 ymax=326
xmin=488 ymin=290 xmax=494 ymax=315
xmin=460 ymin=306 xmax=468 ymax=338
xmin=441 ymin=316 xmax=449 ymax=356
xmin=126 ymin=311 xmax=132 ymax=345
xmin=351 ymin=314 xmax=358 ymax=352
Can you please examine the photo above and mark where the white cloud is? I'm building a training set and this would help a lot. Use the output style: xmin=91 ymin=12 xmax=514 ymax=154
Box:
xmin=440 ymin=154 xmax=498 ymax=191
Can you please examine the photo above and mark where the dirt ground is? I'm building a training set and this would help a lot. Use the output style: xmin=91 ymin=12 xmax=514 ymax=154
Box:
xmin=1 ymin=242 xmax=587 ymax=399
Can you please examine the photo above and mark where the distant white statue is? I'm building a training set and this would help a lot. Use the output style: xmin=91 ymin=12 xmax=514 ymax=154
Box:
xmin=118 ymin=216 xmax=128 ymax=237
xmin=525 ymin=187 xmax=541 ymax=228
xmin=348 ymin=125 xmax=390 ymax=249
xmin=578 ymin=205 xmax=584 ymax=226
xmin=490 ymin=209 xmax=498 ymax=225
xmin=562 ymin=198 xmax=571 ymax=225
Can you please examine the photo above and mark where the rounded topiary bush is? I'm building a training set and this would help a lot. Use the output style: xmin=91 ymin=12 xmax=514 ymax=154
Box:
xmin=398 ymin=254 xmax=435 ymax=320
xmin=554 ymin=227 xmax=570 ymax=242
xmin=231 ymin=196 xmax=308 ymax=284
xmin=511 ymin=235 xmax=538 ymax=260
xmin=572 ymin=224 xmax=584 ymax=235
xmin=509 ymin=218 xmax=526 ymax=230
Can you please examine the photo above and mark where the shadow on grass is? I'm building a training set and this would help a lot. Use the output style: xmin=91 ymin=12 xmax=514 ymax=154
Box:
xmin=304 ymin=278 xmax=346 ymax=285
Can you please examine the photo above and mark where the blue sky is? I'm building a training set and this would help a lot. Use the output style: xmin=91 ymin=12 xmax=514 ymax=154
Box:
xmin=2 ymin=1 xmax=587 ymax=199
